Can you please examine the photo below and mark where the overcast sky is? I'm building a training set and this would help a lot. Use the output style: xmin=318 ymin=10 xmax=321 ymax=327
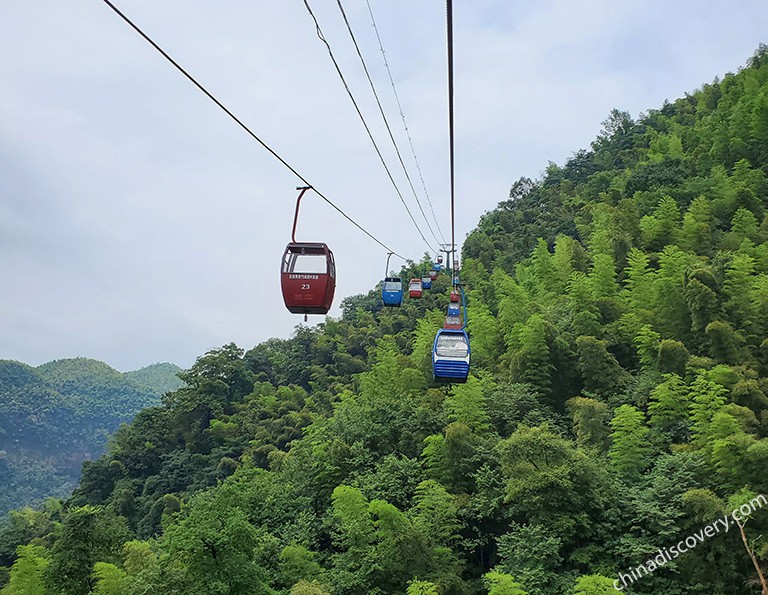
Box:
xmin=1 ymin=1 xmax=766 ymax=371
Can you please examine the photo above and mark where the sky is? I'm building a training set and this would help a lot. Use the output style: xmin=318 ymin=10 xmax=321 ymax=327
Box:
xmin=1 ymin=0 xmax=767 ymax=372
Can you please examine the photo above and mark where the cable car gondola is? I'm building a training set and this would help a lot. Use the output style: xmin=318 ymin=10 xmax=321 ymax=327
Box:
xmin=444 ymin=315 xmax=462 ymax=330
xmin=409 ymin=278 xmax=423 ymax=298
xmin=281 ymin=243 xmax=336 ymax=316
xmin=430 ymin=269 xmax=438 ymax=280
xmin=447 ymin=301 xmax=461 ymax=317
xmin=382 ymin=277 xmax=403 ymax=307
xmin=432 ymin=328 xmax=470 ymax=382
xmin=381 ymin=253 xmax=403 ymax=307
xmin=281 ymin=187 xmax=336 ymax=317
xmin=422 ymin=275 xmax=432 ymax=290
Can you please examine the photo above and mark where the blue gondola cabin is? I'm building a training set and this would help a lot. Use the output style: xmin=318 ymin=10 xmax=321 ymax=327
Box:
xmin=382 ymin=276 xmax=403 ymax=307
xmin=432 ymin=328 xmax=470 ymax=382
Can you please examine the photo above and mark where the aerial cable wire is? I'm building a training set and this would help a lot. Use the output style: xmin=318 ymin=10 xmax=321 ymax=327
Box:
xmin=364 ymin=0 xmax=448 ymax=245
xmin=97 ymin=0 xmax=406 ymax=259
xmin=446 ymin=0 xmax=457 ymax=280
xmin=301 ymin=0 xmax=437 ymax=254
xmin=335 ymin=0 xmax=443 ymax=246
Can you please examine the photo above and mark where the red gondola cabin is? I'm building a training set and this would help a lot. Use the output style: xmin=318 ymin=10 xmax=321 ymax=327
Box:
xmin=281 ymin=242 xmax=336 ymax=315
xmin=444 ymin=315 xmax=462 ymax=330
xmin=409 ymin=278 xmax=423 ymax=298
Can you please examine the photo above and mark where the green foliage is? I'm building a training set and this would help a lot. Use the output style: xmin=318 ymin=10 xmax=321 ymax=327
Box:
xmin=689 ymin=375 xmax=729 ymax=446
xmin=657 ymin=339 xmax=690 ymax=376
xmin=406 ymin=580 xmax=439 ymax=595
xmin=290 ymin=581 xmax=331 ymax=595
xmin=609 ymin=405 xmax=651 ymax=477
xmin=634 ymin=324 xmax=661 ymax=370
xmin=413 ymin=480 xmax=461 ymax=543
xmin=510 ymin=315 xmax=555 ymax=398
xmin=121 ymin=540 xmax=156 ymax=576
xmin=5 ymin=46 xmax=768 ymax=595
xmin=680 ymin=196 xmax=715 ymax=255
xmin=571 ymin=574 xmax=616 ymax=594
xmin=497 ymin=523 xmax=562 ymax=593
xmin=566 ymin=397 xmax=611 ymax=451
xmin=685 ymin=269 xmax=719 ymax=336
xmin=483 ymin=570 xmax=527 ymax=594
xmin=0 ymin=358 xmax=164 ymax=516
xmin=330 ymin=485 xmax=372 ymax=551
xmin=45 ymin=505 xmax=130 ymax=595
xmin=647 ymin=374 xmax=689 ymax=441
xmin=91 ymin=562 xmax=129 ymax=595
xmin=123 ymin=362 xmax=184 ymax=395
xmin=623 ymin=249 xmax=654 ymax=311
xmin=1 ymin=545 xmax=48 ymax=595
xmin=576 ymin=336 xmax=630 ymax=399
xmin=640 ymin=194 xmax=680 ymax=250
xmin=445 ymin=376 xmax=492 ymax=433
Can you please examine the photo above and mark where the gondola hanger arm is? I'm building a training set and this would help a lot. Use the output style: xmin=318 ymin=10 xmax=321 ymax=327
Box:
xmin=385 ymin=252 xmax=395 ymax=278
xmin=292 ymin=186 xmax=313 ymax=243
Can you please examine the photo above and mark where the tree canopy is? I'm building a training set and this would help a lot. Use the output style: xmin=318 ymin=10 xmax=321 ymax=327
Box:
xmin=4 ymin=45 xmax=768 ymax=595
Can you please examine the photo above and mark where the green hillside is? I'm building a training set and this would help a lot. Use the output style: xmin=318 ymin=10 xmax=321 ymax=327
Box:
xmin=0 ymin=359 xmax=177 ymax=518
xmin=3 ymin=47 xmax=768 ymax=594
xmin=124 ymin=363 xmax=184 ymax=396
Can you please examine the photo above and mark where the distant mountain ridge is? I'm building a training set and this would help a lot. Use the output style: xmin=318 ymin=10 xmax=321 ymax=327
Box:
xmin=0 ymin=358 xmax=183 ymax=516
xmin=124 ymin=362 xmax=184 ymax=395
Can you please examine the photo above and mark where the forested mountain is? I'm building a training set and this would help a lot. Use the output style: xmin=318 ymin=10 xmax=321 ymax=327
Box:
xmin=0 ymin=359 xmax=180 ymax=518
xmin=123 ymin=363 xmax=184 ymax=396
xmin=3 ymin=47 xmax=768 ymax=594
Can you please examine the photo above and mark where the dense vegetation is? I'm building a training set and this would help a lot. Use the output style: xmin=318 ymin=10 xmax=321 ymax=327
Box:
xmin=123 ymin=363 xmax=185 ymax=396
xmin=0 ymin=359 xmax=182 ymax=517
xmin=3 ymin=47 xmax=768 ymax=594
